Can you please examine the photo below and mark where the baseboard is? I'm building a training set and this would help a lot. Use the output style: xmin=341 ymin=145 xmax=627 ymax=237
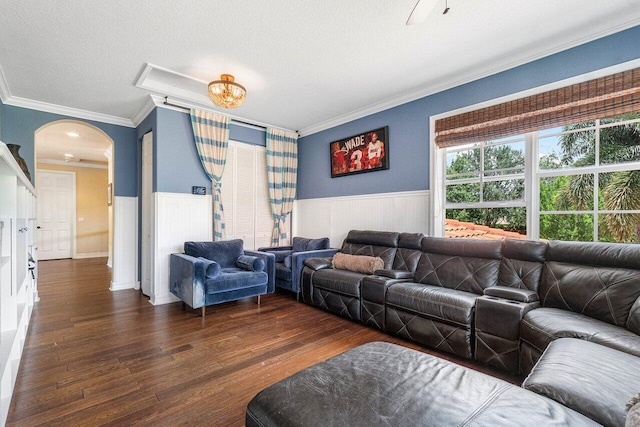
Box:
xmin=110 ymin=280 xmax=140 ymax=291
xmin=151 ymin=293 xmax=181 ymax=306
xmin=74 ymin=252 xmax=109 ymax=259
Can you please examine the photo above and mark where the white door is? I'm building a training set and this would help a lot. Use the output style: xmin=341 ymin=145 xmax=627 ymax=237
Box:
xmin=37 ymin=170 xmax=75 ymax=260
xmin=141 ymin=132 xmax=153 ymax=297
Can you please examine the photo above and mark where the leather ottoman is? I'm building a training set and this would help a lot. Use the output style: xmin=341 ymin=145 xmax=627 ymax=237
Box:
xmin=246 ymin=342 xmax=597 ymax=426
xmin=523 ymin=338 xmax=640 ymax=427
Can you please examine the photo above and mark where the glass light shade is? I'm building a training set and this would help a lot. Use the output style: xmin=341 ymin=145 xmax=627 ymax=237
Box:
xmin=208 ymin=74 xmax=247 ymax=109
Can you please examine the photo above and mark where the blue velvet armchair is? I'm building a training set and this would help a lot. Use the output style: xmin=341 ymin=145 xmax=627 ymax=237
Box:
xmin=258 ymin=237 xmax=336 ymax=299
xmin=170 ymin=239 xmax=275 ymax=317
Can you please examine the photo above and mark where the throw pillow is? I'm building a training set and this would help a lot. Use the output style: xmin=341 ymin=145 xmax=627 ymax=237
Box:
xmin=236 ymin=255 xmax=265 ymax=272
xmin=198 ymin=257 xmax=221 ymax=279
xmin=627 ymin=393 xmax=640 ymax=427
xmin=332 ymin=252 xmax=384 ymax=275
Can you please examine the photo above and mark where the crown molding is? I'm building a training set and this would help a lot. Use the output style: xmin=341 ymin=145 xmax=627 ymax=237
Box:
xmin=298 ymin=19 xmax=640 ymax=137
xmin=3 ymin=96 xmax=135 ymax=128
xmin=131 ymin=95 xmax=158 ymax=127
xmin=0 ymin=64 xmax=11 ymax=103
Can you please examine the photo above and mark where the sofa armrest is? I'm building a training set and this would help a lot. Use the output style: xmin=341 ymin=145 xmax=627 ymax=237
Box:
xmin=304 ymin=257 xmax=334 ymax=271
xmin=245 ymin=250 xmax=276 ymax=293
xmin=170 ymin=253 xmax=207 ymax=309
xmin=484 ymin=286 xmax=539 ymax=303
xmin=258 ymin=245 xmax=293 ymax=252
xmin=373 ymin=269 xmax=414 ymax=280
xmin=289 ymin=249 xmax=340 ymax=293
xmin=257 ymin=247 xmax=294 ymax=263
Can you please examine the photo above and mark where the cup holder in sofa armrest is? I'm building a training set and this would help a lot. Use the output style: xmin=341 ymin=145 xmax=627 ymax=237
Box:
xmin=373 ymin=269 xmax=414 ymax=280
xmin=483 ymin=286 xmax=539 ymax=303
xmin=303 ymin=257 xmax=333 ymax=271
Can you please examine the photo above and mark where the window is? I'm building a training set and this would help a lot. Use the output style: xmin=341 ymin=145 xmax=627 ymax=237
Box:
xmin=438 ymin=113 xmax=640 ymax=243
xmin=445 ymin=136 xmax=527 ymax=237
xmin=537 ymin=115 xmax=640 ymax=243
xmin=221 ymin=141 xmax=273 ymax=250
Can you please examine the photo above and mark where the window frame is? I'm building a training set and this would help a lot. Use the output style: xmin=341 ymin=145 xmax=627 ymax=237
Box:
xmin=430 ymin=60 xmax=640 ymax=240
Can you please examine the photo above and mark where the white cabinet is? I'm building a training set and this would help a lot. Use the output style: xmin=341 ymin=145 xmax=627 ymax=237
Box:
xmin=0 ymin=142 xmax=37 ymax=426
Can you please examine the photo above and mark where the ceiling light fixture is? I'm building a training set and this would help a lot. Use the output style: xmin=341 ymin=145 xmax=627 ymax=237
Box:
xmin=67 ymin=132 xmax=80 ymax=137
xmin=443 ymin=0 xmax=450 ymax=14
xmin=208 ymin=74 xmax=247 ymax=109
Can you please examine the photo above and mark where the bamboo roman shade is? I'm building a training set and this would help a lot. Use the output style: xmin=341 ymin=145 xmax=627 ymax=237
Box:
xmin=435 ymin=67 xmax=640 ymax=148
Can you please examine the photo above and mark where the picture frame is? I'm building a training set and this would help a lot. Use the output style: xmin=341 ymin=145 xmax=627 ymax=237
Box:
xmin=330 ymin=126 xmax=389 ymax=178
xmin=107 ymin=183 xmax=113 ymax=206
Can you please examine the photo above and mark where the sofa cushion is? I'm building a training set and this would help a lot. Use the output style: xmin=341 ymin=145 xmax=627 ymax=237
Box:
xmin=498 ymin=239 xmax=547 ymax=292
xmin=185 ymin=239 xmax=244 ymax=268
xmin=311 ymin=269 xmax=364 ymax=297
xmin=413 ymin=253 xmax=501 ymax=295
xmin=282 ymin=256 xmax=291 ymax=269
xmin=523 ymin=338 xmax=640 ymax=427
xmin=270 ymin=249 xmax=293 ymax=263
xmin=293 ymin=237 xmax=330 ymax=252
xmin=205 ymin=269 xmax=268 ymax=294
xmin=540 ymin=261 xmax=640 ymax=327
xmin=386 ymin=283 xmax=479 ymax=327
xmin=340 ymin=230 xmax=399 ymax=269
xmin=343 ymin=230 xmax=399 ymax=247
xmin=629 ymin=297 xmax=640 ymax=335
xmin=390 ymin=232 xmax=424 ymax=272
xmin=332 ymin=253 xmax=384 ymax=275
xmin=520 ymin=307 xmax=640 ymax=357
xmin=275 ymin=263 xmax=292 ymax=281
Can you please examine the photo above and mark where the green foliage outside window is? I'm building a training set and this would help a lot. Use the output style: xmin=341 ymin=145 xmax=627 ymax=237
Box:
xmin=446 ymin=113 xmax=640 ymax=243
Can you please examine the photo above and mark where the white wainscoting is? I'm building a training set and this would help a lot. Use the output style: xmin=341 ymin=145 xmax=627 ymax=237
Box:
xmin=152 ymin=192 xmax=212 ymax=305
xmin=293 ymin=190 xmax=431 ymax=247
xmin=110 ymin=196 xmax=139 ymax=291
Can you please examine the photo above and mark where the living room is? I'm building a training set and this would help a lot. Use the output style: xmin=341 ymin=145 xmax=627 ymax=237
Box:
xmin=1 ymin=1 xmax=640 ymax=425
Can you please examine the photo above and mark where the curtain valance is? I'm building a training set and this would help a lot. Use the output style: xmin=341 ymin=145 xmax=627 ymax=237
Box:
xmin=435 ymin=67 xmax=640 ymax=148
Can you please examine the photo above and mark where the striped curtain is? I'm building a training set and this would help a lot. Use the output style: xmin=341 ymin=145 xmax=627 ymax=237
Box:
xmin=266 ymin=127 xmax=298 ymax=246
xmin=190 ymin=109 xmax=230 ymax=240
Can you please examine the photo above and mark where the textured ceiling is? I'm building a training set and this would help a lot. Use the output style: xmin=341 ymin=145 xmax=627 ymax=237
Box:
xmin=1 ymin=0 xmax=640 ymax=135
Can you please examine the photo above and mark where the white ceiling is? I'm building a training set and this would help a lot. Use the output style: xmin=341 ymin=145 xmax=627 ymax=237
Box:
xmin=1 ymin=0 xmax=640 ymax=135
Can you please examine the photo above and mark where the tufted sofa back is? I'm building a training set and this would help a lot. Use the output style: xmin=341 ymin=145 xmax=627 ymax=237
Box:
xmin=414 ymin=237 xmax=503 ymax=294
xmin=392 ymin=233 xmax=425 ymax=271
xmin=498 ymin=239 xmax=548 ymax=292
xmin=340 ymin=230 xmax=400 ymax=269
xmin=540 ymin=240 xmax=640 ymax=330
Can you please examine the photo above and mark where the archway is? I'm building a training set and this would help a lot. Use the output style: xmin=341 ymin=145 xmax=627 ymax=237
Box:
xmin=34 ymin=120 xmax=114 ymax=272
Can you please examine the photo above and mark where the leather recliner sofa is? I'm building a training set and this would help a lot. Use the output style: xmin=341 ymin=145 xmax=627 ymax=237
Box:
xmin=301 ymin=230 xmax=640 ymax=376
xmin=519 ymin=239 xmax=640 ymax=374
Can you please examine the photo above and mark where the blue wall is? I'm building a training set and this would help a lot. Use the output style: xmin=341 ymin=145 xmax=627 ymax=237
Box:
xmin=152 ymin=107 xmax=266 ymax=194
xmin=0 ymin=104 xmax=137 ymax=196
xmin=297 ymin=25 xmax=640 ymax=200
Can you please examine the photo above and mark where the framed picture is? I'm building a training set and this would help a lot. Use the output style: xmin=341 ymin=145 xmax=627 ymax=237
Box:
xmin=107 ymin=183 xmax=113 ymax=206
xmin=330 ymin=126 xmax=389 ymax=178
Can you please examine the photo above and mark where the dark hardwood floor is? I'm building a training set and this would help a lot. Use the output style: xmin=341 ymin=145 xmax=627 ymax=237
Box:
xmin=8 ymin=257 xmax=519 ymax=426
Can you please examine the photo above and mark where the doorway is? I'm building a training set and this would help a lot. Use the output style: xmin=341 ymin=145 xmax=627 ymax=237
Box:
xmin=35 ymin=121 xmax=114 ymax=264
xmin=36 ymin=170 xmax=75 ymax=260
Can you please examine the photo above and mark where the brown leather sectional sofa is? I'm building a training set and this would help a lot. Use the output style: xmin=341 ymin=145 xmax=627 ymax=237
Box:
xmin=301 ymin=230 xmax=640 ymax=375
